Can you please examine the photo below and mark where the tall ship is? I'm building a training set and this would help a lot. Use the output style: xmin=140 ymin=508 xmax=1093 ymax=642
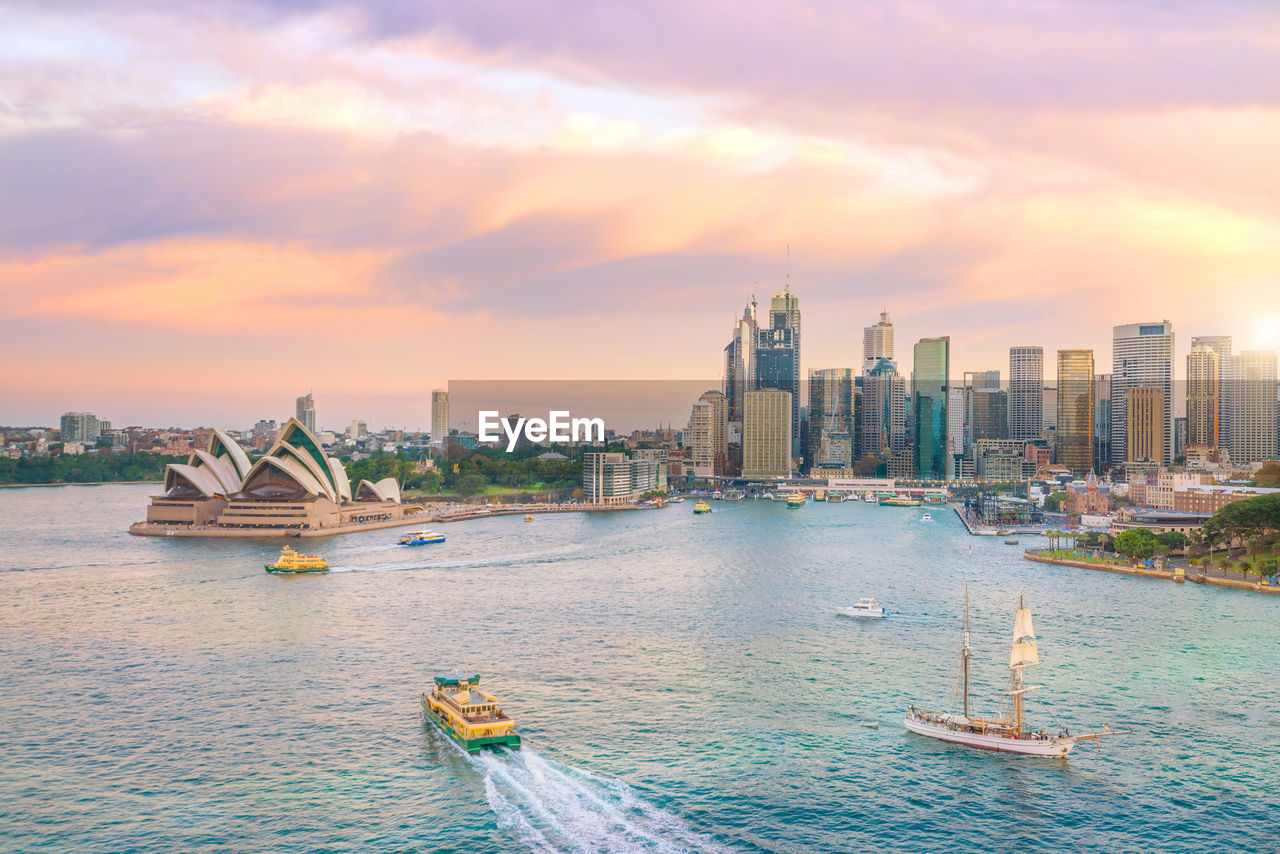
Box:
xmin=264 ymin=545 xmax=329 ymax=573
xmin=905 ymin=591 xmax=1127 ymax=757
xmin=422 ymin=674 xmax=522 ymax=754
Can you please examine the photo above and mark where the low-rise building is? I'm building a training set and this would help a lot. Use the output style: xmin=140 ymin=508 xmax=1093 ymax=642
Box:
xmin=582 ymin=451 xmax=661 ymax=505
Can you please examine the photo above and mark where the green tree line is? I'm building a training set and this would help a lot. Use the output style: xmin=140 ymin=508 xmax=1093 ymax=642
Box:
xmin=0 ymin=453 xmax=183 ymax=485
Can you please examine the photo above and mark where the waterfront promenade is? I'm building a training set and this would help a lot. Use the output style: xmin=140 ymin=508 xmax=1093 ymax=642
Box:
xmin=1023 ymin=549 xmax=1279 ymax=595
xmin=129 ymin=501 xmax=646 ymax=538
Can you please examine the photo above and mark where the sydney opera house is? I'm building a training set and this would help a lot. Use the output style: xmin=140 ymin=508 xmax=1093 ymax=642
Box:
xmin=130 ymin=418 xmax=423 ymax=537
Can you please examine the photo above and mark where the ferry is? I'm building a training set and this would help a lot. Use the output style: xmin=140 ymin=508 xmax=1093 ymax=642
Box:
xmin=722 ymin=489 xmax=745 ymax=501
xmin=693 ymin=500 xmax=712 ymax=514
xmin=1004 ymin=538 xmax=1020 ymax=545
xmin=524 ymin=514 xmax=535 ymax=522
xmin=905 ymin=590 xmax=1130 ymax=757
xmin=265 ymin=545 xmax=329 ymax=573
xmin=880 ymin=495 xmax=921 ymax=507
xmin=422 ymin=674 xmax=522 ymax=754
xmin=787 ymin=494 xmax=806 ymax=508
xmin=669 ymin=496 xmax=685 ymax=504
xmin=837 ymin=598 xmax=886 ymax=619
xmin=399 ymin=530 xmax=446 ymax=545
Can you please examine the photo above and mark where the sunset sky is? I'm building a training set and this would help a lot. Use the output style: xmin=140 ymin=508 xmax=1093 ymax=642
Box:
xmin=2 ymin=1 xmax=1278 ymax=430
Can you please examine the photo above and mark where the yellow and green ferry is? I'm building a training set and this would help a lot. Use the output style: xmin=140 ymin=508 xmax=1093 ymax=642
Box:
xmin=421 ymin=674 xmax=522 ymax=754
xmin=264 ymin=545 xmax=329 ymax=573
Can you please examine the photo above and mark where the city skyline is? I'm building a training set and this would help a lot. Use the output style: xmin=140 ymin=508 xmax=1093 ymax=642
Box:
xmin=3 ymin=1 xmax=1280 ymax=428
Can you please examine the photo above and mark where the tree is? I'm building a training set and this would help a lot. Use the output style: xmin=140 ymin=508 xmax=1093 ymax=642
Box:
xmin=1043 ymin=492 xmax=1068 ymax=513
xmin=456 ymin=473 xmax=487 ymax=497
xmin=1252 ymin=463 xmax=1280 ymax=488
xmin=1114 ymin=528 xmax=1156 ymax=562
xmin=1202 ymin=493 xmax=1280 ymax=557
xmin=1155 ymin=531 xmax=1188 ymax=556
xmin=1258 ymin=557 xmax=1280 ymax=578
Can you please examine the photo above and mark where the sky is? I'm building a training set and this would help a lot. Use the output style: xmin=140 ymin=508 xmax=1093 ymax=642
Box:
xmin=1 ymin=0 xmax=1278 ymax=431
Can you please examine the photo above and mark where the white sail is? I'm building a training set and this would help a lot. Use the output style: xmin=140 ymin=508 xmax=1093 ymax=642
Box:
xmin=1010 ymin=640 xmax=1040 ymax=668
xmin=1013 ymin=608 xmax=1035 ymax=642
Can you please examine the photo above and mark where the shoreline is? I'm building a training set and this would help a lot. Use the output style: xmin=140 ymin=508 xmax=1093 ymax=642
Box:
xmin=1023 ymin=550 xmax=1279 ymax=595
xmin=1 ymin=480 xmax=163 ymax=488
xmin=128 ymin=502 xmax=648 ymax=538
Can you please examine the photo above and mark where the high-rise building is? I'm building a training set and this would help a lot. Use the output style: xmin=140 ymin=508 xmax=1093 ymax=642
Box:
xmin=1111 ymin=321 xmax=1174 ymax=466
xmin=1094 ymin=374 xmax=1111 ymax=466
xmin=582 ymin=452 xmax=661 ymax=505
xmin=863 ymin=311 xmax=894 ymax=372
xmin=723 ymin=301 xmax=758 ymax=423
xmin=742 ymin=389 xmax=792 ymax=478
xmin=1009 ymin=347 xmax=1044 ymax=441
xmin=1056 ymin=350 xmax=1095 ymax=475
xmin=1229 ymin=351 xmax=1278 ymax=464
xmin=1126 ymin=387 xmax=1165 ymax=465
xmin=295 ymin=393 xmax=316 ymax=434
xmin=963 ymin=371 xmax=1007 ymax=447
xmin=807 ymin=368 xmax=854 ymax=471
xmin=684 ymin=390 xmax=728 ymax=477
xmin=59 ymin=411 xmax=100 ymax=445
xmin=347 ymin=420 xmax=368 ymax=440
xmin=913 ymin=337 xmax=949 ymax=480
xmin=1186 ymin=346 xmax=1221 ymax=450
xmin=431 ymin=389 xmax=450 ymax=442
xmin=755 ymin=292 xmax=801 ymax=456
xmin=1190 ymin=335 xmax=1232 ymax=449
xmin=859 ymin=358 xmax=907 ymax=460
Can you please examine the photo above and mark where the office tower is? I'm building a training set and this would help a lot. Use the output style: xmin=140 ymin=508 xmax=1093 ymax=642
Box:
xmin=964 ymin=371 xmax=1007 ymax=445
xmin=1190 ymin=335 xmax=1232 ymax=447
xmin=347 ymin=420 xmax=368 ymax=440
xmin=913 ymin=337 xmax=949 ymax=480
xmin=723 ymin=301 xmax=758 ymax=423
xmin=1186 ymin=346 xmax=1220 ymax=449
xmin=1094 ymin=374 xmax=1111 ymax=466
xmin=1230 ymin=351 xmax=1278 ymax=464
xmin=1009 ymin=347 xmax=1044 ymax=441
xmin=295 ymin=392 xmax=316 ymax=434
xmin=1042 ymin=386 xmax=1058 ymax=436
xmin=755 ymin=291 xmax=801 ymax=456
xmin=742 ymin=389 xmax=792 ymax=478
xmin=431 ymin=389 xmax=450 ymax=442
xmin=1111 ymin=321 xmax=1174 ymax=466
xmin=1126 ymin=387 xmax=1165 ymax=464
xmin=859 ymin=358 xmax=907 ymax=460
xmin=863 ymin=311 xmax=894 ymax=372
xmin=1056 ymin=350 xmax=1095 ymax=475
xmin=807 ymin=368 xmax=854 ymax=471
xmin=59 ymin=411 xmax=100 ymax=444
xmin=684 ymin=390 xmax=728 ymax=477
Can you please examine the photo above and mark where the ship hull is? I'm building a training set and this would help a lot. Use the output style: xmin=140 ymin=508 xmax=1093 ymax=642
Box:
xmin=264 ymin=565 xmax=328 ymax=573
xmin=421 ymin=695 xmax=521 ymax=754
xmin=904 ymin=715 xmax=1074 ymax=756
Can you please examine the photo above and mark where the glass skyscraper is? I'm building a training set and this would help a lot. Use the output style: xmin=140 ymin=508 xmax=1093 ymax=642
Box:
xmin=1056 ymin=349 xmax=1095 ymax=474
xmin=913 ymin=337 xmax=949 ymax=480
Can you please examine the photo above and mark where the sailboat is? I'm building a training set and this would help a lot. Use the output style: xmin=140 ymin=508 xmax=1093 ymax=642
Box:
xmin=904 ymin=590 xmax=1128 ymax=757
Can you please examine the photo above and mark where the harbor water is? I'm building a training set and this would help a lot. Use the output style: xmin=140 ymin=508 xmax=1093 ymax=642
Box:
xmin=1 ymin=485 xmax=1277 ymax=852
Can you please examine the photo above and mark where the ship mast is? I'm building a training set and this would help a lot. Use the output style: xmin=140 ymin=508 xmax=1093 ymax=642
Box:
xmin=962 ymin=585 xmax=971 ymax=719
xmin=1009 ymin=593 xmax=1040 ymax=733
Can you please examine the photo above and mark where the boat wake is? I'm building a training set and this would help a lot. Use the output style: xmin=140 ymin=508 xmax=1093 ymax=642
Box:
xmin=475 ymin=748 xmax=733 ymax=854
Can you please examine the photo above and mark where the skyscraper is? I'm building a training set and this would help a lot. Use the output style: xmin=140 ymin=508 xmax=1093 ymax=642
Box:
xmin=1111 ymin=321 xmax=1174 ymax=466
xmin=59 ymin=411 xmax=100 ymax=444
xmin=863 ymin=311 xmax=894 ymax=372
xmin=913 ymin=337 xmax=949 ymax=480
xmin=1190 ymin=335 xmax=1232 ymax=447
xmin=1126 ymin=387 xmax=1165 ymax=465
xmin=807 ymin=368 xmax=854 ymax=471
xmin=722 ymin=300 xmax=758 ymax=423
xmin=1229 ymin=351 xmax=1278 ymax=464
xmin=1186 ymin=346 xmax=1220 ymax=449
xmin=755 ymin=292 xmax=801 ymax=456
xmin=1009 ymin=347 xmax=1044 ymax=441
xmin=859 ymin=358 xmax=907 ymax=461
xmin=684 ymin=390 xmax=728 ymax=477
xmin=742 ymin=389 xmax=792 ymax=478
xmin=295 ymin=392 xmax=316 ymax=434
xmin=963 ymin=371 xmax=1007 ymax=446
xmin=1056 ymin=349 xmax=1095 ymax=475
xmin=1094 ymin=373 xmax=1111 ymax=466
xmin=431 ymin=388 xmax=450 ymax=442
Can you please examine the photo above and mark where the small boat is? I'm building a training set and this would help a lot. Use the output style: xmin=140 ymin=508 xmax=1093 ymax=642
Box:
xmin=1173 ymin=568 xmax=1185 ymax=583
xmin=905 ymin=590 xmax=1130 ymax=757
xmin=265 ymin=545 xmax=328 ymax=573
xmin=836 ymin=598 xmax=886 ymax=618
xmin=399 ymin=530 xmax=446 ymax=545
xmin=1004 ymin=538 xmax=1020 ymax=545
xmin=787 ymin=494 xmax=806 ymax=508
xmin=921 ymin=513 xmax=932 ymax=521
xmin=693 ymin=501 xmax=712 ymax=514
xmin=524 ymin=515 xmax=535 ymax=522
xmin=422 ymin=674 xmax=522 ymax=754
xmin=670 ymin=496 xmax=685 ymax=504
